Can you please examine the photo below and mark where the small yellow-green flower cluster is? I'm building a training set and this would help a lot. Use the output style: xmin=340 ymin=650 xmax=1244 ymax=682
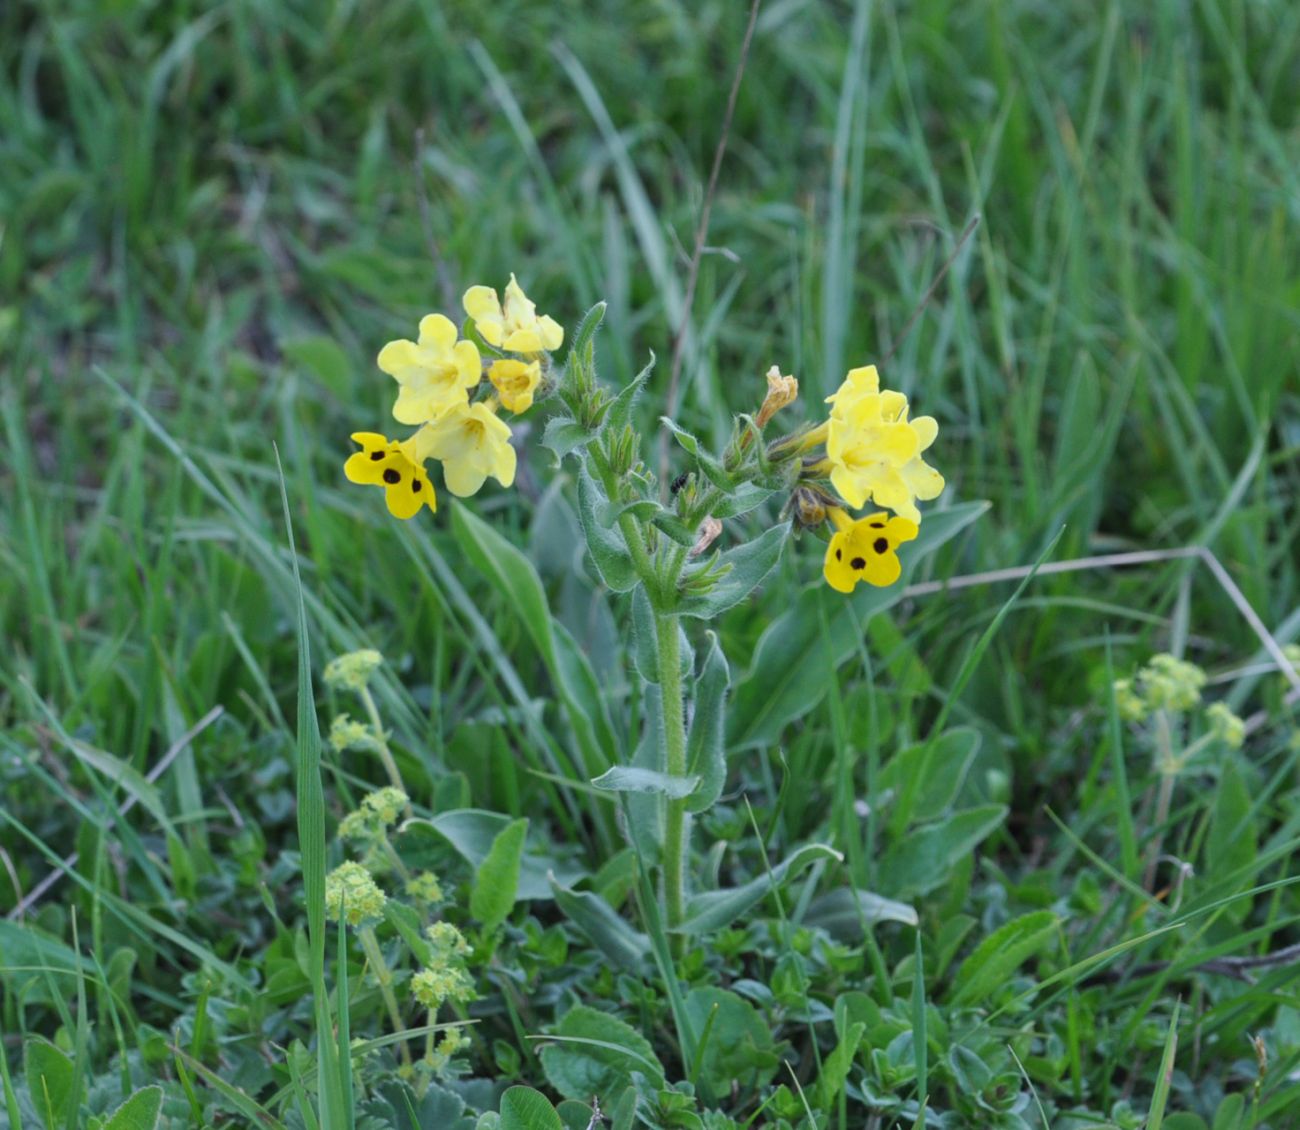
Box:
xmin=325 ymin=861 xmax=387 ymax=927
xmin=406 ymin=871 xmax=444 ymax=904
xmin=1114 ymin=654 xmax=1207 ymax=721
xmin=425 ymin=1029 xmax=470 ymax=1074
xmin=410 ymin=922 xmax=476 ymax=1011
xmin=339 ymin=787 xmax=409 ymax=842
xmin=324 ymin=649 xmax=384 ymax=692
xmin=329 ymin=713 xmax=381 ymax=755
xmin=346 ymin=275 xmax=564 ymax=518
xmin=1206 ymin=702 xmax=1246 ymax=750
xmin=792 ymin=364 xmax=944 ymax=593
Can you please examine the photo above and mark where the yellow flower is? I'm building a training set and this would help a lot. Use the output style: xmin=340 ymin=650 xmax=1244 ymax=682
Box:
xmin=824 ymin=366 xmax=943 ymax=523
xmin=323 ymin=649 xmax=384 ymax=691
xmin=463 ymin=274 xmax=563 ymax=353
xmin=325 ymin=861 xmax=387 ymax=926
xmin=344 ymin=432 xmax=436 ymax=519
xmin=414 ymin=403 xmax=516 ymax=498
xmin=377 ymin=314 xmax=481 ymax=425
xmin=822 ymin=509 xmax=918 ymax=593
xmin=488 ymin=358 xmax=541 ymax=413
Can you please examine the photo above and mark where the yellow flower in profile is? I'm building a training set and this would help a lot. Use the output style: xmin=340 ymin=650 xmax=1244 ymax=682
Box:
xmin=344 ymin=432 xmax=436 ymax=519
xmin=488 ymin=358 xmax=542 ymax=413
xmin=377 ymin=314 xmax=481 ymax=425
xmin=822 ymin=509 xmax=918 ymax=593
xmin=415 ymin=402 xmax=517 ymax=497
xmin=463 ymin=274 xmax=564 ymax=353
xmin=824 ymin=366 xmax=943 ymax=523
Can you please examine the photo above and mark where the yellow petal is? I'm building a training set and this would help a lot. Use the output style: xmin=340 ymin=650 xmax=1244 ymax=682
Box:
xmin=860 ymin=549 xmax=901 ymax=587
xmin=902 ymin=458 xmax=945 ymax=501
xmin=875 ymin=421 xmax=920 ymax=464
xmin=452 ymin=340 xmax=482 ymax=386
xmin=492 ymin=441 xmax=517 ymax=488
xmin=417 ymin=313 xmax=457 ymax=352
xmin=502 ymin=327 xmax=543 ymax=353
xmin=823 ymin=533 xmax=857 ymax=593
xmin=463 ymin=285 xmax=504 ymax=345
xmin=385 ymin=472 xmax=433 ymax=519
xmin=909 ymin=415 xmax=938 ymax=451
xmin=536 ymin=315 xmax=564 ymax=351
xmin=885 ymin=515 xmax=919 ymax=544
xmin=345 ymin=449 xmax=386 ymax=485
xmin=441 ymin=457 xmax=488 ymax=498
xmin=377 ymin=339 xmax=420 ymax=379
xmin=350 ymin=431 xmax=389 ymax=449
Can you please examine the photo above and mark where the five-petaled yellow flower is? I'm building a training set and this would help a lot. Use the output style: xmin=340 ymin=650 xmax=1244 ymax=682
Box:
xmin=415 ymin=402 xmax=517 ymax=498
xmin=824 ymin=365 xmax=943 ymax=524
xmin=488 ymin=358 xmax=542 ymax=414
xmin=463 ymin=274 xmax=564 ymax=353
xmin=823 ymin=509 xmax=918 ymax=593
xmin=344 ymin=432 xmax=436 ymax=519
xmin=377 ymin=313 xmax=482 ymax=425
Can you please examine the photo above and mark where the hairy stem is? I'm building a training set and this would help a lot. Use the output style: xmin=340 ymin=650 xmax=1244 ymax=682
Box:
xmin=358 ymin=925 xmax=412 ymax=1068
xmin=656 ymin=608 xmax=689 ymax=953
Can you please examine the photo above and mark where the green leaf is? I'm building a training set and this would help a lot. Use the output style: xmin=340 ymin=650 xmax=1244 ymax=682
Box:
xmin=566 ymin=301 xmax=607 ymax=363
xmin=684 ymin=988 xmax=781 ymax=1102
xmin=539 ymin=1005 xmax=666 ymax=1101
xmin=499 ymin=1086 xmax=564 ymax=1130
xmin=102 ymin=1086 xmax=164 ymax=1130
xmin=952 ymin=910 xmax=1058 ymax=1005
xmin=281 ymin=335 xmax=352 ymax=395
xmin=1146 ymin=1000 xmax=1181 ymax=1130
xmin=677 ymin=523 xmax=789 ymax=618
xmin=711 ymin=482 xmax=775 ymax=519
xmin=577 ymin=467 xmax=639 ymax=592
xmin=811 ymin=1022 xmax=865 ymax=1110
xmin=410 ymin=810 xmax=580 ymax=900
xmin=660 ymin=418 xmax=732 ymax=489
xmin=803 ymin=888 xmax=919 ymax=939
xmin=549 ymin=875 xmax=650 ymax=971
xmin=881 ymin=727 xmax=982 ymax=831
xmin=469 ymin=818 xmax=528 ymax=934
xmin=878 ymin=805 xmax=1007 ymax=898
xmin=604 ymin=351 xmax=655 ymax=434
xmin=684 ymin=633 xmax=729 ymax=813
xmin=679 ymin=843 xmax=842 ymax=934
xmin=24 ymin=1037 xmax=76 ymax=1130
xmin=591 ymin=766 xmax=699 ymax=799
xmin=1206 ymin=760 xmax=1257 ymax=891
xmin=541 ymin=416 xmax=593 ymax=461
xmin=632 ymin=586 xmax=691 ymax=684
xmin=728 ymin=501 xmax=989 ymax=749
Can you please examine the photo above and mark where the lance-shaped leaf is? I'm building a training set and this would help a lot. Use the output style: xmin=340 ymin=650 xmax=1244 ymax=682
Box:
xmin=604 ymin=350 xmax=655 ymax=433
xmin=470 ymin=817 xmax=528 ymax=934
xmin=591 ymin=766 xmax=700 ymax=798
xmin=631 ymin=586 xmax=693 ymax=684
xmin=678 ymin=843 xmax=842 ymax=934
xmin=660 ymin=417 xmax=733 ymax=490
xmin=685 ymin=633 xmax=729 ymax=813
xmin=677 ymin=523 xmax=789 ymax=618
xmin=577 ymin=467 xmax=639 ymax=592
xmin=550 ymin=874 xmax=650 ymax=971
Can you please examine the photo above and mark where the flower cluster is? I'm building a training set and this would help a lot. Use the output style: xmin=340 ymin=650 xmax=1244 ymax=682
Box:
xmin=338 ymin=787 xmax=409 ymax=842
xmin=346 ymin=275 xmax=564 ymax=517
xmin=323 ymin=648 xmax=384 ymax=692
xmin=782 ymin=364 xmax=945 ymax=593
xmin=410 ymin=922 xmax=476 ymax=1011
xmin=1113 ymin=653 xmax=1207 ymax=721
xmin=325 ymin=860 xmax=387 ymax=927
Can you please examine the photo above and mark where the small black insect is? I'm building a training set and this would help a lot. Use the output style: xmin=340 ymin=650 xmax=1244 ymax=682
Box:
xmin=669 ymin=472 xmax=689 ymax=494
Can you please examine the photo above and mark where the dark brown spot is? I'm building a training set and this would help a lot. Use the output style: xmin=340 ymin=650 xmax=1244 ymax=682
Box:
xmin=382 ymin=468 xmax=401 ymax=485
xmin=869 ymin=521 xmax=885 ymax=529
xmin=835 ymin=549 xmax=842 ymax=561
xmin=370 ymin=450 xmax=385 ymax=461
xmin=411 ymin=479 xmax=422 ymax=492
xmin=873 ymin=537 xmax=888 ymax=554
xmin=850 ymin=556 xmax=866 ymax=570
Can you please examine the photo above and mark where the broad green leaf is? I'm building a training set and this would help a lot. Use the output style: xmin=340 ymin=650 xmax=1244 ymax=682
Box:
xmin=1212 ymin=1093 xmax=1245 ymax=1130
xmin=677 ymin=523 xmax=789 ymax=618
xmin=591 ymin=766 xmax=699 ymax=799
xmin=281 ymin=335 xmax=352 ymax=395
xmin=549 ymin=875 xmax=650 ymax=971
xmin=624 ymin=683 xmax=665 ymax=863
xmin=728 ymin=501 xmax=989 ymax=748
xmin=711 ymin=482 xmax=776 ymax=520
xmin=499 ymin=1086 xmax=564 ymax=1130
xmin=812 ymin=1022 xmax=865 ymax=1110
xmin=952 ymin=910 xmax=1058 ymax=1005
xmin=103 ymin=1086 xmax=164 ymax=1130
xmin=684 ymin=988 xmax=781 ymax=1102
xmin=1206 ymin=760 xmax=1257 ymax=896
xmin=541 ymin=416 xmax=593 ymax=461
xmin=470 ymin=818 xmax=528 ymax=934
xmin=881 ymin=727 xmax=982 ymax=831
xmin=577 ymin=467 xmax=639 ymax=592
xmin=539 ymin=1005 xmax=665 ymax=1101
xmin=410 ymin=811 xmax=581 ymax=900
xmin=679 ymin=843 xmax=842 ymax=934
xmin=803 ymin=888 xmax=919 ymax=940
xmin=684 ymin=633 xmax=729 ymax=813
xmin=24 ymin=1037 xmax=76 ymax=1130
xmin=878 ymin=805 xmax=1007 ymax=898
xmin=631 ymin=587 xmax=692 ymax=684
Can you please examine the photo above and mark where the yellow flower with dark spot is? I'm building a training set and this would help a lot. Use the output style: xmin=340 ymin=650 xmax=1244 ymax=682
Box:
xmin=823 ymin=509 xmax=918 ymax=593
xmin=463 ymin=275 xmax=563 ymax=353
xmin=414 ymin=403 xmax=516 ymax=498
xmin=488 ymin=358 xmax=542 ymax=413
xmin=344 ymin=432 xmax=436 ymax=519
xmin=377 ymin=314 xmax=481 ymax=425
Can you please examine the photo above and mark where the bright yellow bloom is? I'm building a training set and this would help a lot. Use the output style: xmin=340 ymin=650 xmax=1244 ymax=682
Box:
xmin=376 ymin=314 xmax=481 ymax=426
xmin=463 ymin=274 xmax=563 ymax=353
xmin=414 ymin=403 xmax=516 ymax=498
xmin=488 ymin=358 xmax=542 ymax=413
xmin=823 ymin=509 xmax=918 ymax=593
xmin=344 ymin=432 xmax=436 ymax=519
xmin=824 ymin=366 xmax=943 ymax=523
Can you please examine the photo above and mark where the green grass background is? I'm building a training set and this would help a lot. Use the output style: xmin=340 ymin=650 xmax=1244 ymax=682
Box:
xmin=2 ymin=0 xmax=1299 ymax=1124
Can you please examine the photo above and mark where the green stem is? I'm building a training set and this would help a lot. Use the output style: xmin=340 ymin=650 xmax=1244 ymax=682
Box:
xmin=358 ymin=685 xmax=410 ymax=814
xmin=656 ymin=607 xmax=689 ymax=951
xmin=358 ymin=925 xmax=412 ymax=1068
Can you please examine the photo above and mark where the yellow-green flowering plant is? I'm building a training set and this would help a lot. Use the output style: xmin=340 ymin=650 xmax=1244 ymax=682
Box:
xmin=343 ymin=277 xmax=955 ymax=945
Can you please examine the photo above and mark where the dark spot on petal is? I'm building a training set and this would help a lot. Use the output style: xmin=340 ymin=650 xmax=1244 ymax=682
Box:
xmin=411 ymin=479 xmax=422 ymax=492
xmin=382 ymin=468 xmax=401 ymax=485
xmin=873 ymin=537 xmax=889 ymax=554
xmin=850 ymin=556 xmax=866 ymax=570
xmin=370 ymin=450 xmax=385 ymax=461
xmin=869 ymin=521 xmax=885 ymax=528
xmin=835 ymin=549 xmax=842 ymax=561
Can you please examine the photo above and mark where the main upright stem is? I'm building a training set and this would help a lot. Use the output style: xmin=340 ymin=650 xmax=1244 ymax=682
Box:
xmin=656 ymin=607 xmax=689 ymax=951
